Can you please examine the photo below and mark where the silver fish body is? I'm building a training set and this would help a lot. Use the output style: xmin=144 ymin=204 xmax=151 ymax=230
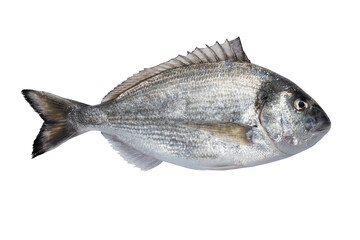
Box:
xmin=22 ymin=38 xmax=331 ymax=170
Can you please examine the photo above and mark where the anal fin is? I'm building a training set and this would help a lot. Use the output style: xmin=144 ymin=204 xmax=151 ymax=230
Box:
xmin=102 ymin=133 xmax=162 ymax=170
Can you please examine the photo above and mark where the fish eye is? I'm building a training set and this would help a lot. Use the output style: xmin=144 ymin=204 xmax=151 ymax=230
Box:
xmin=294 ymin=98 xmax=308 ymax=111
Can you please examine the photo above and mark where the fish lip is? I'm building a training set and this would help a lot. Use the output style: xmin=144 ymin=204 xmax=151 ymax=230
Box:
xmin=315 ymin=123 xmax=331 ymax=132
xmin=310 ymin=115 xmax=331 ymax=133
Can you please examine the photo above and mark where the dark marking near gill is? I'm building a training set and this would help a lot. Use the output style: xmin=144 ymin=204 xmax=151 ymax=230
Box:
xmin=255 ymin=89 xmax=269 ymax=114
xmin=254 ymin=79 xmax=283 ymax=115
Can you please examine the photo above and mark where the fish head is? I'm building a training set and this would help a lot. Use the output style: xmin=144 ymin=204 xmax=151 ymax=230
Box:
xmin=258 ymin=77 xmax=331 ymax=155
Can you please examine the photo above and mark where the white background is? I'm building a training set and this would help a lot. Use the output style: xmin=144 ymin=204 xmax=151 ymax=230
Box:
xmin=1 ymin=0 xmax=359 ymax=239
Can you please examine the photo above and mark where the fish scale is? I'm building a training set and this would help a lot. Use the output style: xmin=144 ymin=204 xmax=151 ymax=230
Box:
xmin=109 ymin=63 xmax=263 ymax=123
xmin=22 ymin=37 xmax=330 ymax=170
xmin=78 ymin=62 xmax=276 ymax=169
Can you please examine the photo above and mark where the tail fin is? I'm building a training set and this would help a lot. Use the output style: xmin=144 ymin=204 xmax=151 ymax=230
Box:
xmin=22 ymin=89 xmax=88 ymax=158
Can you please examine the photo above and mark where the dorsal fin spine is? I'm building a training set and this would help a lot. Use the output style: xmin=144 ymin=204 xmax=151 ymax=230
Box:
xmin=216 ymin=41 xmax=228 ymax=59
xmin=172 ymin=58 xmax=187 ymax=66
xmin=206 ymin=44 xmax=220 ymax=61
xmin=196 ymin=47 xmax=212 ymax=62
xmin=178 ymin=55 xmax=193 ymax=64
xmin=226 ymin=39 xmax=237 ymax=61
xmin=189 ymin=51 xmax=204 ymax=63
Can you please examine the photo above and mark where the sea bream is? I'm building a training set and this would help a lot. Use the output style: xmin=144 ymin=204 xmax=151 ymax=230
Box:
xmin=22 ymin=37 xmax=331 ymax=170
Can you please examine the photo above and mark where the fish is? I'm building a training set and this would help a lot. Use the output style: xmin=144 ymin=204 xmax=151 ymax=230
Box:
xmin=22 ymin=37 xmax=331 ymax=170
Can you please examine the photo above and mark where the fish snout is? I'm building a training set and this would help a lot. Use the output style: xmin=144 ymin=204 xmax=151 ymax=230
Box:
xmin=309 ymin=105 xmax=331 ymax=133
xmin=312 ymin=116 xmax=331 ymax=133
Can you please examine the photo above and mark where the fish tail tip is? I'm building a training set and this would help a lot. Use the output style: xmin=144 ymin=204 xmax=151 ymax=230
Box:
xmin=32 ymin=136 xmax=45 ymax=159
xmin=21 ymin=89 xmax=34 ymax=98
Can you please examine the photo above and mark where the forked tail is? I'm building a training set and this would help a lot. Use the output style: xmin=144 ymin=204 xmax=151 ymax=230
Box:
xmin=22 ymin=90 xmax=88 ymax=158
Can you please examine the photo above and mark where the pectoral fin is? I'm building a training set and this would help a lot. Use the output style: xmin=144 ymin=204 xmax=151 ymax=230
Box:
xmin=184 ymin=123 xmax=252 ymax=145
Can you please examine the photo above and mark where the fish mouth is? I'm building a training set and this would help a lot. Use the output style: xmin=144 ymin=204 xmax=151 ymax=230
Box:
xmin=310 ymin=112 xmax=331 ymax=133
xmin=313 ymin=121 xmax=331 ymax=132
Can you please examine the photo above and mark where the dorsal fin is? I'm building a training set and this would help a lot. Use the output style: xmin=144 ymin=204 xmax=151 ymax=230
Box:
xmin=102 ymin=37 xmax=250 ymax=103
